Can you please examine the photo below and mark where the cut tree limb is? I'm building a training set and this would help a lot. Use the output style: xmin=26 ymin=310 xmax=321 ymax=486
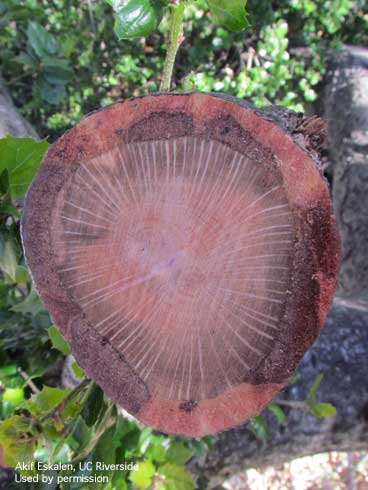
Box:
xmin=21 ymin=92 xmax=339 ymax=437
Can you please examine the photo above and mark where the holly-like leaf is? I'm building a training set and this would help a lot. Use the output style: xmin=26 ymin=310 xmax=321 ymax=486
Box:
xmin=310 ymin=402 xmax=337 ymax=418
xmin=25 ymin=386 xmax=70 ymax=417
xmin=207 ymin=0 xmax=249 ymax=32
xmin=48 ymin=325 xmax=71 ymax=355
xmin=0 ymin=136 xmax=49 ymax=200
xmin=106 ymin=0 xmax=161 ymax=39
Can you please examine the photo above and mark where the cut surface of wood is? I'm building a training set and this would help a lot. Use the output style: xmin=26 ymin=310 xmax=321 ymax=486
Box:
xmin=21 ymin=92 xmax=340 ymax=436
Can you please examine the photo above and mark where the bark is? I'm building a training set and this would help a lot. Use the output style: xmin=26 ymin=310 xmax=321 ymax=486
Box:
xmin=0 ymin=77 xmax=38 ymax=138
xmin=324 ymin=47 xmax=368 ymax=302
xmin=191 ymin=300 xmax=368 ymax=488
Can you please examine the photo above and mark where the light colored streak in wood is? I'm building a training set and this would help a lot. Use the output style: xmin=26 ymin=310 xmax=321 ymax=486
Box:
xmin=61 ymin=215 xmax=111 ymax=231
xmin=214 ymin=304 xmax=263 ymax=356
xmin=63 ymin=200 xmax=116 ymax=224
xmin=116 ymin=146 xmax=140 ymax=204
xmin=79 ymin=163 xmax=121 ymax=212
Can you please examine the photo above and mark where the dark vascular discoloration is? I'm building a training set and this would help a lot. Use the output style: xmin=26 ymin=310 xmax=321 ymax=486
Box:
xmin=21 ymin=160 xmax=80 ymax=341
xmin=179 ymin=400 xmax=198 ymax=413
xmin=115 ymin=128 xmax=125 ymax=137
xmin=100 ymin=336 xmax=109 ymax=347
xmin=203 ymin=114 xmax=284 ymax=194
xmin=252 ymin=197 xmax=339 ymax=384
xmin=212 ymin=92 xmax=327 ymax=170
xmin=126 ymin=111 xmax=194 ymax=143
xmin=71 ymin=318 xmax=150 ymax=415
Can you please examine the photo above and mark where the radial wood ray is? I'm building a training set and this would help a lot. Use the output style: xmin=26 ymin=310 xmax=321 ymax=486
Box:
xmin=21 ymin=92 xmax=340 ymax=436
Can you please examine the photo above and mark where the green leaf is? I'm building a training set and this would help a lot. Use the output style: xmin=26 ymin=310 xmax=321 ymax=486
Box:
xmin=0 ymin=168 xmax=10 ymax=196
xmin=130 ymin=460 xmax=155 ymax=488
xmin=137 ymin=426 xmax=153 ymax=455
xmin=72 ymin=402 xmax=115 ymax=463
xmin=157 ymin=463 xmax=195 ymax=490
xmin=48 ymin=325 xmax=71 ymax=355
xmin=71 ymin=361 xmax=85 ymax=379
xmin=14 ymin=52 xmax=34 ymax=66
xmin=0 ymin=168 xmax=20 ymax=216
xmin=2 ymin=388 xmax=24 ymax=416
xmin=25 ymin=386 xmax=70 ymax=416
xmin=62 ymin=394 xmax=83 ymax=421
xmin=268 ymin=403 xmax=287 ymax=425
xmin=189 ymin=439 xmax=210 ymax=458
xmin=147 ymin=440 xmax=166 ymax=463
xmin=0 ymin=416 xmax=36 ymax=469
xmin=107 ymin=0 xmax=160 ymax=39
xmin=310 ymin=402 xmax=337 ymax=418
xmin=113 ymin=415 xmax=139 ymax=448
xmin=27 ymin=21 xmax=58 ymax=58
xmin=0 ymin=234 xmax=19 ymax=281
xmin=82 ymin=384 xmax=104 ymax=427
xmin=15 ymin=265 xmax=30 ymax=284
xmin=3 ymin=387 xmax=24 ymax=406
xmin=11 ymin=288 xmax=44 ymax=316
xmin=0 ymin=365 xmax=17 ymax=379
xmin=248 ymin=415 xmax=270 ymax=440
xmin=93 ymin=426 xmax=117 ymax=478
xmin=306 ymin=373 xmax=323 ymax=404
xmin=166 ymin=442 xmax=193 ymax=465
xmin=0 ymin=136 xmax=49 ymax=200
xmin=207 ymin=0 xmax=249 ymax=32
xmin=42 ymin=58 xmax=73 ymax=85
xmin=39 ymin=78 xmax=66 ymax=104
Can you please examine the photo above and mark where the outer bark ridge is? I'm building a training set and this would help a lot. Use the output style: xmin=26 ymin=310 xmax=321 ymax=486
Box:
xmin=21 ymin=92 xmax=340 ymax=437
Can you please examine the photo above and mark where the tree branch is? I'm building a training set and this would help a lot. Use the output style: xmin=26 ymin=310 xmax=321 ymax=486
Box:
xmin=160 ymin=2 xmax=185 ymax=92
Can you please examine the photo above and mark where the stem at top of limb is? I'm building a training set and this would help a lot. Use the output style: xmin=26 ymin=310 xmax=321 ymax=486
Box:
xmin=160 ymin=2 xmax=185 ymax=92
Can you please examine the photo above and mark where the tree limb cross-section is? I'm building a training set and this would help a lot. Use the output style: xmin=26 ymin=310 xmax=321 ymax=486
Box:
xmin=21 ymin=92 xmax=340 ymax=437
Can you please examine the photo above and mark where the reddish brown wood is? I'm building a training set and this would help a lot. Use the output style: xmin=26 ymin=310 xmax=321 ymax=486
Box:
xmin=21 ymin=92 xmax=340 ymax=436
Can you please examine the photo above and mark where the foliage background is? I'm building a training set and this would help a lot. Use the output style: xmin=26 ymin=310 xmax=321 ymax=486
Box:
xmin=0 ymin=0 xmax=367 ymax=489
xmin=0 ymin=0 xmax=366 ymax=140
